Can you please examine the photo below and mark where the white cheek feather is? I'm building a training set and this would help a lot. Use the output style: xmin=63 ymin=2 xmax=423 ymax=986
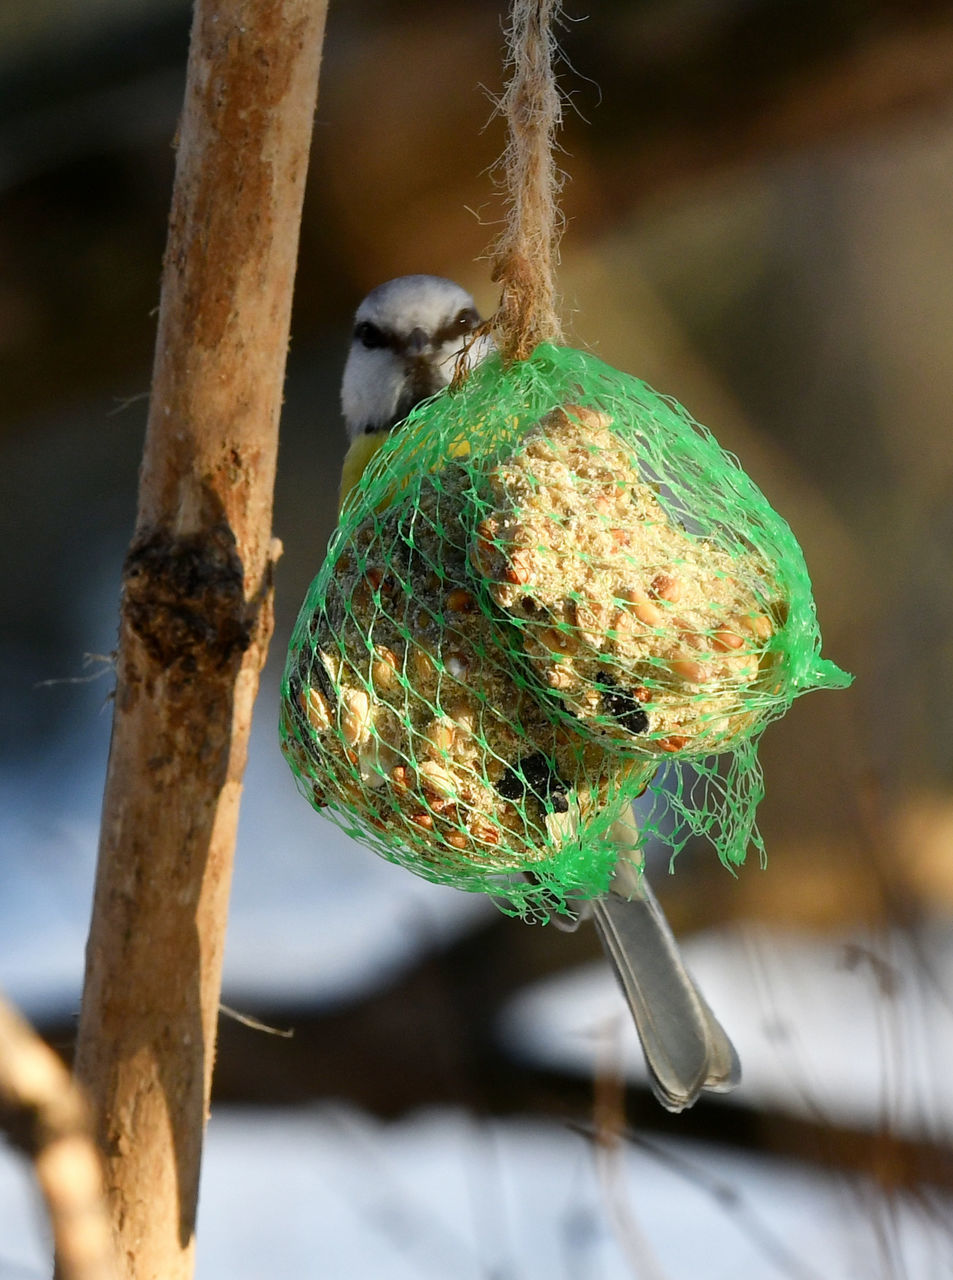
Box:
xmin=431 ymin=339 xmax=468 ymax=382
xmin=431 ymin=329 xmax=495 ymax=383
xmin=341 ymin=346 xmax=406 ymax=440
xmin=457 ymin=330 xmax=495 ymax=374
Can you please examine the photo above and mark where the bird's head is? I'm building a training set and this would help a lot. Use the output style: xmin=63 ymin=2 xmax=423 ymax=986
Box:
xmin=341 ymin=275 xmax=490 ymax=442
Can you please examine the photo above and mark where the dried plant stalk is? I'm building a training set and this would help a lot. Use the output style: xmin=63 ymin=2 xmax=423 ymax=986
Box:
xmin=73 ymin=2 xmax=327 ymax=1276
xmin=0 ymin=992 xmax=117 ymax=1280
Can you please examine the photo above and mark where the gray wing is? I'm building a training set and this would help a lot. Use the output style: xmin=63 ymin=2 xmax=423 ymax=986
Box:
xmin=591 ymin=809 xmax=741 ymax=1112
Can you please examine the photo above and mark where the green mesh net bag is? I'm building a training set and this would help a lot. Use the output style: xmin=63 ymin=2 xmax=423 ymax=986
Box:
xmin=280 ymin=344 xmax=850 ymax=918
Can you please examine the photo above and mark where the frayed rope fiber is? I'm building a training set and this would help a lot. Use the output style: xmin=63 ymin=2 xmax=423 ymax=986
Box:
xmin=490 ymin=0 xmax=565 ymax=363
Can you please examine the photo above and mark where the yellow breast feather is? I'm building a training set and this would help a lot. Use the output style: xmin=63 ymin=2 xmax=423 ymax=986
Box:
xmin=339 ymin=431 xmax=390 ymax=512
xmin=339 ymin=425 xmax=472 ymax=514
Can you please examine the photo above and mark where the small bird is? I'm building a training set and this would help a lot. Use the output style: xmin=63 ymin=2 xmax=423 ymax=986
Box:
xmin=337 ymin=274 xmax=740 ymax=1111
xmin=339 ymin=275 xmax=488 ymax=508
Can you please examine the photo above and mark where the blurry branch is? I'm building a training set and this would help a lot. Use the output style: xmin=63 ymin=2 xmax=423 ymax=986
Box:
xmin=615 ymin=1131 xmax=827 ymax=1280
xmin=72 ymin=2 xmax=327 ymax=1278
xmin=218 ymin=1003 xmax=294 ymax=1038
xmin=0 ymin=992 xmax=117 ymax=1280
xmin=591 ymin=1025 xmax=668 ymax=1280
xmin=202 ymin=910 xmax=953 ymax=1194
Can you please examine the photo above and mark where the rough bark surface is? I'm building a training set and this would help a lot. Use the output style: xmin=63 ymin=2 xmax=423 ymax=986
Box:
xmin=73 ymin=3 xmax=328 ymax=1277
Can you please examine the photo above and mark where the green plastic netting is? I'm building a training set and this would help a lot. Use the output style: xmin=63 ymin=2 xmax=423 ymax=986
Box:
xmin=280 ymin=344 xmax=850 ymax=918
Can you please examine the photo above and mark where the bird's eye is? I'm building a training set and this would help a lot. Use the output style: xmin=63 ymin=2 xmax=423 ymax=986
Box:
xmin=355 ymin=320 xmax=387 ymax=349
xmin=453 ymin=307 xmax=479 ymax=334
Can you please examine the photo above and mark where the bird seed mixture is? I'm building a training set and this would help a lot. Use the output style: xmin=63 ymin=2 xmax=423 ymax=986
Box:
xmin=470 ymin=405 xmax=788 ymax=756
xmin=282 ymin=466 xmax=649 ymax=880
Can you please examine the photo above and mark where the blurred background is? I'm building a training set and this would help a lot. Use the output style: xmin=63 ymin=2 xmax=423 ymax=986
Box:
xmin=2 ymin=0 xmax=953 ymax=1275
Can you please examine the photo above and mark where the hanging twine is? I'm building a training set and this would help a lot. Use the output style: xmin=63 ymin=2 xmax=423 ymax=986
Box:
xmin=490 ymin=0 xmax=565 ymax=364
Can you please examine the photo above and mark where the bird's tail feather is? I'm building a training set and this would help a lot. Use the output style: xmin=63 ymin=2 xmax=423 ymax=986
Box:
xmin=592 ymin=811 xmax=741 ymax=1112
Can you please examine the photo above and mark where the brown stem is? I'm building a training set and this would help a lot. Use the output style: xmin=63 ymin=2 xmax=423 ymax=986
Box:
xmin=0 ymin=993 xmax=117 ymax=1280
xmin=72 ymin=2 xmax=327 ymax=1276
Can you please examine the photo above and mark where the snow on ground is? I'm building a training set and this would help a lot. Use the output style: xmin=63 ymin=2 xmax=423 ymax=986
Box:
xmin=4 ymin=671 xmax=953 ymax=1141
xmin=0 ymin=673 xmax=490 ymax=1022
xmin=499 ymin=922 xmax=953 ymax=1139
xmin=3 ymin=650 xmax=953 ymax=1278
xmin=1 ymin=1105 xmax=950 ymax=1279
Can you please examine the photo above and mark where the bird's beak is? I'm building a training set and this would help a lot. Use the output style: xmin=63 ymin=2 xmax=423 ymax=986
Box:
xmin=404 ymin=326 xmax=430 ymax=357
